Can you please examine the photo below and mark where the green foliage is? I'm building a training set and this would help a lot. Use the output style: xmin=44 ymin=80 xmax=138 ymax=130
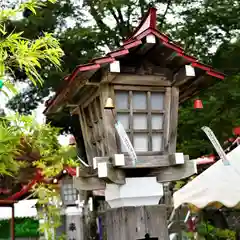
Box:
xmin=4 ymin=0 xmax=240 ymax=157
xmin=197 ymin=221 xmax=236 ymax=240
xmin=0 ymin=113 xmax=77 ymax=239
xmin=36 ymin=184 xmax=64 ymax=239
xmin=0 ymin=217 xmax=39 ymax=238
xmin=0 ymin=113 xmax=77 ymax=176
xmin=0 ymin=0 xmax=63 ymax=96
xmin=177 ymin=74 xmax=240 ymax=158
xmin=0 ymin=119 xmax=21 ymax=175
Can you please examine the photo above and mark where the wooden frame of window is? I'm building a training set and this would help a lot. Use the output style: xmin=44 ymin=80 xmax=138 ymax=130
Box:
xmin=114 ymin=85 xmax=168 ymax=155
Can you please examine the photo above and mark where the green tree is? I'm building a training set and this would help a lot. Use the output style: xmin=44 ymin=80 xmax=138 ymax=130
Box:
xmin=5 ymin=0 xmax=240 ymax=158
xmin=6 ymin=0 xmax=104 ymax=113
xmin=0 ymin=113 xmax=77 ymax=238
xmin=0 ymin=0 xmax=64 ymax=97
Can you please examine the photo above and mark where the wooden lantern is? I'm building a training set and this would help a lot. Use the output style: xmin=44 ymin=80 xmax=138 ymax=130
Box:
xmin=44 ymin=7 xmax=226 ymax=240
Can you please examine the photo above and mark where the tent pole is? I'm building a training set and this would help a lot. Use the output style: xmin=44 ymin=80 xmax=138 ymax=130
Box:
xmin=11 ymin=205 xmax=15 ymax=240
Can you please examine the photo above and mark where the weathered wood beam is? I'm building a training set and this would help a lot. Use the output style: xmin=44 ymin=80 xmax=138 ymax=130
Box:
xmin=97 ymin=161 xmax=125 ymax=185
xmin=85 ymin=82 xmax=100 ymax=86
xmin=163 ymin=87 xmax=171 ymax=153
xmin=156 ymin=160 xmax=197 ymax=183
xmin=135 ymin=35 xmax=156 ymax=55
xmin=179 ymin=89 xmax=201 ymax=103
xmin=168 ymin=87 xmax=179 ymax=154
xmin=93 ymin=157 xmax=109 ymax=169
xmin=80 ymin=86 xmax=99 ymax=108
xmin=65 ymin=73 xmax=92 ymax=102
xmin=73 ymin=176 xmax=106 ymax=191
xmin=94 ymin=154 xmax=125 ymax=169
xmin=172 ymin=65 xmax=195 ymax=86
xmin=100 ymin=72 xmax=118 ymax=83
xmin=100 ymin=84 xmax=118 ymax=156
xmin=112 ymin=74 xmax=171 ymax=86
xmin=77 ymin=108 xmax=95 ymax=165
xmin=105 ymin=205 xmax=169 ymax=240
xmin=179 ymin=75 xmax=206 ymax=103
xmin=76 ymin=166 xmax=98 ymax=177
xmin=93 ymin=154 xmax=187 ymax=169
xmin=70 ymin=106 xmax=79 ymax=115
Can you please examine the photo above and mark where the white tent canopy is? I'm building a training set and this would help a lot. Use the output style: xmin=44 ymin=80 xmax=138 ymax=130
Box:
xmin=0 ymin=199 xmax=38 ymax=220
xmin=173 ymin=145 xmax=240 ymax=209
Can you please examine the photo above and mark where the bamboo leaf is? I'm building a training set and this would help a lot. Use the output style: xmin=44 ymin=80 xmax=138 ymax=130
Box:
xmin=4 ymin=81 xmax=18 ymax=95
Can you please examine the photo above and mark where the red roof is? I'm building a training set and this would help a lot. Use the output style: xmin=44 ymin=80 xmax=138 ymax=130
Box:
xmin=44 ymin=7 xmax=225 ymax=115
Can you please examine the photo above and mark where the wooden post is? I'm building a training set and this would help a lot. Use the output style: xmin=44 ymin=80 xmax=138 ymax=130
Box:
xmin=168 ymin=87 xmax=179 ymax=154
xmin=105 ymin=205 xmax=169 ymax=240
xmin=11 ymin=205 xmax=15 ymax=240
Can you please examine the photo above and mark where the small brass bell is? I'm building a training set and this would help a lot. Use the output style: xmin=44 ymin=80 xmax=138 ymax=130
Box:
xmin=104 ymin=97 xmax=115 ymax=109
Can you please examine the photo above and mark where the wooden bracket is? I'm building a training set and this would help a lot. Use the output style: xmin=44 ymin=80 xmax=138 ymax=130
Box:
xmin=93 ymin=157 xmax=110 ymax=169
xmin=97 ymin=161 xmax=125 ymax=185
xmin=73 ymin=176 xmax=106 ymax=191
xmin=93 ymin=154 xmax=125 ymax=168
xmin=172 ymin=65 xmax=195 ymax=86
xmin=169 ymin=153 xmax=185 ymax=165
xmin=112 ymin=154 xmax=125 ymax=166
xmin=118 ymin=154 xmax=189 ymax=169
xmin=156 ymin=159 xmax=197 ymax=183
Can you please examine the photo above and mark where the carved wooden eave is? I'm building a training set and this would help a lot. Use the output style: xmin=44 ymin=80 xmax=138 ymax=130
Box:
xmin=44 ymin=7 xmax=225 ymax=116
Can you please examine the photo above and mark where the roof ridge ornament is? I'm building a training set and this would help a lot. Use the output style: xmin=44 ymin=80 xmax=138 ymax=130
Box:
xmin=124 ymin=7 xmax=157 ymax=44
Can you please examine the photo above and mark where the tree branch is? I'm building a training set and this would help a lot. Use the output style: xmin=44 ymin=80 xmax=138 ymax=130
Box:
xmin=87 ymin=1 xmax=120 ymax=49
xmin=116 ymin=8 xmax=127 ymax=39
xmin=126 ymin=4 xmax=133 ymax=32
xmin=159 ymin=0 xmax=172 ymax=29
xmin=116 ymin=8 xmax=124 ymax=25
xmin=108 ymin=6 xmax=126 ymax=41
xmin=109 ymin=7 xmax=120 ymax=26
xmin=139 ymin=0 xmax=146 ymax=17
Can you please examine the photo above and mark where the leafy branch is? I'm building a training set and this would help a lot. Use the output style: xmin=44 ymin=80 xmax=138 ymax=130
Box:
xmin=0 ymin=0 xmax=63 ymax=96
xmin=0 ymin=113 xmax=78 ymax=239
